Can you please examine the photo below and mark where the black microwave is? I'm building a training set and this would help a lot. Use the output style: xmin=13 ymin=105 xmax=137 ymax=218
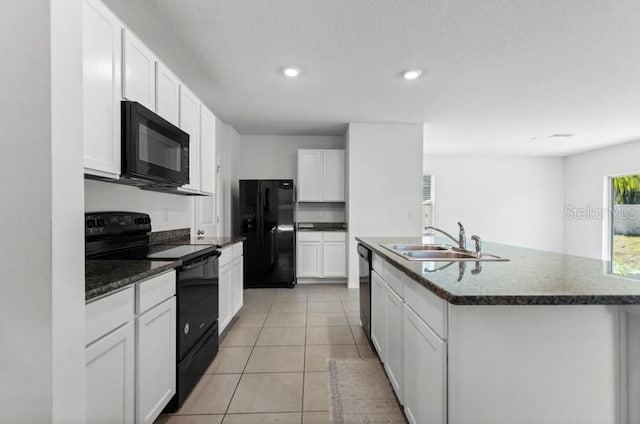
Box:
xmin=121 ymin=101 xmax=189 ymax=187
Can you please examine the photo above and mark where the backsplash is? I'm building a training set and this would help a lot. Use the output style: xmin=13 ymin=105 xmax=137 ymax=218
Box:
xmin=149 ymin=228 xmax=190 ymax=244
xmin=85 ymin=179 xmax=192 ymax=232
xmin=296 ymin=202 xmax=346 ymax=223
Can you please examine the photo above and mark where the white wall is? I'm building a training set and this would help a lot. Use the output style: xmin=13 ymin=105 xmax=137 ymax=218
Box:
xmin=424 ymin=155 xmax=565 ymax=252
xmin=0 ymin=1 xmax=85 ymax=422
xmin=237 ymin=135 xmax=345 ymax=180
xmin=347 ymin=123 xmax=424 ymax=287
xmin=85 ymin=180 xmax=193 ymax=231
xmin=216 ymin=120 xmax=240 ymax=236
xmin=564 ymin=139 xmax=640 ymax=258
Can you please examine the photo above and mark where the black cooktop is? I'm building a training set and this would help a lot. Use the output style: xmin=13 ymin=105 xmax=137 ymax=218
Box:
xmin=85 ymin=211 xmax=218 ymax=262
xmin=113 ymin=244 xmax=218 ymax=262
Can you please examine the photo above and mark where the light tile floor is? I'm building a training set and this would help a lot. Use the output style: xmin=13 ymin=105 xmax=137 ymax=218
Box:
xmin=157 ymin=284 xmax=375 ymax=424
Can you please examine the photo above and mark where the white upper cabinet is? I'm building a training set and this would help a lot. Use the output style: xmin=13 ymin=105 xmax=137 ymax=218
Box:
xmin=179 ymin=86 xmax=201 ymax=192
xmin=82 ymin=0 xmax=123 ymax=178
xmin=155 ymin=62 xmax=180 ymax=126
xmin=297 ymin=149 xmax=345 ymax=202
xmin=297 ymin=150 xmax=323 ymax=201
xmin=122 ymin=29 xmax=156 ymax=110
xmin=199 ymin=105 xmax=216 ymax=195
xmin=323 ymin=150 xmax=346 ymax=201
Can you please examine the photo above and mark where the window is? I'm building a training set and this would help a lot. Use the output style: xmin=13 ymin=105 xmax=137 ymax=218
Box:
xmin=611 ymin=174 xmax=640 ymax=275
xmin=422 ymin=174 xmax=434 ymax=234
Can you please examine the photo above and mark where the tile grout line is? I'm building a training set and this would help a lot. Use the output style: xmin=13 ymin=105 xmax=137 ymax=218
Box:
xmin=221 ymin=298 xmax=275 ymax=419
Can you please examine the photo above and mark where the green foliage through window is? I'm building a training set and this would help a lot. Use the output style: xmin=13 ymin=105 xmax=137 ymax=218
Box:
xmin=613 ymin=175 xmax=640 ymax=204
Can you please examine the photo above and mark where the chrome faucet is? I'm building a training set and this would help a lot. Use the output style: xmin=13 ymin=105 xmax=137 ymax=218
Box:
xmin=470 ymin=235 xmax=482 ymax=256
xmin=424 ymin=222 xmax=466 ymax=250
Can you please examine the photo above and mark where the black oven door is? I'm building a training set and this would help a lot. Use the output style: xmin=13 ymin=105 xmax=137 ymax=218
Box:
xmin=121 ymin=100 xmax=190 ymax=186
xmin=176 ymin=252 xmax=220 ymax=360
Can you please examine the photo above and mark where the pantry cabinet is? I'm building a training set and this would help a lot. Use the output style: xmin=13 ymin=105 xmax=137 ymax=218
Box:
xmin=296 ymin=231 xmax=346 ymax=278
xmin=155 ymin=62 xmax=180 ymax=126
xmin=123 ymin=29 xmax=156 ymax=110
xmin=82 ymin=0 xmax=123 ymax=178
xmin=297 ymin=149 xmax=345 ymax=202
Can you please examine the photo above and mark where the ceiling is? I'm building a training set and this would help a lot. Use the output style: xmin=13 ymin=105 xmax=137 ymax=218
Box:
xmin=107 ymin=0 xmax=640 ymax=156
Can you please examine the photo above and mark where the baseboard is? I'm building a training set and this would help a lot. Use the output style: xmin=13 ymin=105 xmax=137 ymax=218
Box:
xmin=297 ymin=278 xmax=347 ymax=284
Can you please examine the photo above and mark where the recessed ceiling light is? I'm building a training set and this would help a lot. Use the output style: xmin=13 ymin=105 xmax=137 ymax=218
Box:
xmin=282 ymin=67 xmax=301 ymax=78
xmin=402 ymin=69 xmax=422 ymax=80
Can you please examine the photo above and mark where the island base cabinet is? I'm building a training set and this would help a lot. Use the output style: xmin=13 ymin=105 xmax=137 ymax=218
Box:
xmin=371 ymin=270 xmax=386 ymax=361
xmin=447 ymin=305 xmax=619 ymax=424
xmin=403 ymin=304 xmax=446 ymax=424
xmin=86 ymin=322 xmax=135 ymax=424
xmin=384 ymin=283 xmax=404 ymax=403
xmin=136 ymin=297 xmax=176 ymax=424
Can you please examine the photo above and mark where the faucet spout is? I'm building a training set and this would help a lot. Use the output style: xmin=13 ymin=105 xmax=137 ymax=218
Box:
xmin=457 ymin=222 xmax=466 ymax=250
xmin=424 ymin=223 xmax=467 ymax=250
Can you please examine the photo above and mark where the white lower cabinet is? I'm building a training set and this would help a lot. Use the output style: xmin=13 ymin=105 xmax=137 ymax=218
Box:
xmin=232 ymin=255 xmax=244 ymax=315
xmin=219 ymin=259 xmax=232 ymax=332
xmin=86 ymin=286 xmax=136 ymax=424
xmin=384 ymin=283 xmax=404 ymax=403
xmin=297 ymin=233 xmax=322 ymax=277
xmin=136 ymin=297 xmax=176 ymax=424
xmin=86 ymin=321 xmax=135 ymax=424
xmin=403 ymin=303 xmax=447 ymax=424
xmin=371 ymin=270 xmax=386 ymax=361
xmin=219 ymin=241 xmax=244 ymax=333
xmin=296 ymin=231 xmax=346 ymax=278
xmin=86 ymin=271 xmax=176 ymax=424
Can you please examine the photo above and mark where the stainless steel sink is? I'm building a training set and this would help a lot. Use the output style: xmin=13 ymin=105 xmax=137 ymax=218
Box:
xmin=401 ymin=250 xmax=477 ymax=260
xmin=380 ymin=243 xmax=509 ymax=262
xmin=383 ymin=243 xmax=450 ymax=251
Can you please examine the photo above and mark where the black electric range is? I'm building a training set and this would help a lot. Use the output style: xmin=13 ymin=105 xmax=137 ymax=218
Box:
xmin=85 ymin=211 xmax=220 ymax=410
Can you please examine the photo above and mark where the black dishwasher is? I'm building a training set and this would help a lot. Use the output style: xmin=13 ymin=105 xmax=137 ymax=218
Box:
xmin=358 ymin=244 xmax=372 ymax=341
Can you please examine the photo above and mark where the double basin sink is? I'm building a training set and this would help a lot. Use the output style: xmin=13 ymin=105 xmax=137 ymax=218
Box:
xmin=381 ymin=243 xmax=508 ymax=262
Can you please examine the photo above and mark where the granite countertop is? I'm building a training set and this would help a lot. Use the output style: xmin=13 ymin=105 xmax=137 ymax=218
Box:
xmin=86 ymin=259 xmax=180 ymax=302
xmin=356 ymin=236 xmax=640 ymax=305
xmin=297 ymin=222 xmax=348 ymax=231
xmin=168 ymin=236 xmax=245 ymax=248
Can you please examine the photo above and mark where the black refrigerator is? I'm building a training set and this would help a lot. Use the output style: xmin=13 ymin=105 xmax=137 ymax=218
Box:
xmin=238 ymin=179 xmax=296 ymax=288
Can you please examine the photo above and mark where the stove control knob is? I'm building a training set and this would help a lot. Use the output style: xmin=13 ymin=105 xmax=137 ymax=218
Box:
xmin=87 ymin=219 xmax=95 ymax=228
xmin=184 ymin=323 xmax=189 ymax=334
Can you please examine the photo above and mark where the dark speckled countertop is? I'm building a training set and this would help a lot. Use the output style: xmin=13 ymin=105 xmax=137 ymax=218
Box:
xmin=357 ymin=236 xmax=640 ymax=305
xmin=86 ymin=259 xmax=180 ymax=302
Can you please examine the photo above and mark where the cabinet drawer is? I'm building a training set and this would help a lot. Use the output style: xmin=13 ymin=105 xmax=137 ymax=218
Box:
xmin=404 ymin=277 xmax=448 ymax=339
xmin=219 ymin=246 xmax=232 ymax=267
xmin=297 ymin=232 xmax=323 ymax=242
xmin=384 ymin=264 xmax=404 ymax=299
xmin=372 ymin=253 xmax=385 ymax=276
xmin=86 ymin=286 xmax=134 ymax=346
xmin=137 ymin=270 xmax=175 ymax=314
xmin=232 ymin=242 xmax=243 ymax=259
xmin=323 ymin=231 xmax=346 ymax=242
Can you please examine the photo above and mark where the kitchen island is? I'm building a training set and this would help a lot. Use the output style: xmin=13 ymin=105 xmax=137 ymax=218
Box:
xmin=357 ymin=236 xmax=640 ymax=424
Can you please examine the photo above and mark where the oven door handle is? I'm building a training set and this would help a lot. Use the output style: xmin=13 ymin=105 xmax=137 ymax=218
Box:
xmin=180 ymin=251 xmax=221 ymax=271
